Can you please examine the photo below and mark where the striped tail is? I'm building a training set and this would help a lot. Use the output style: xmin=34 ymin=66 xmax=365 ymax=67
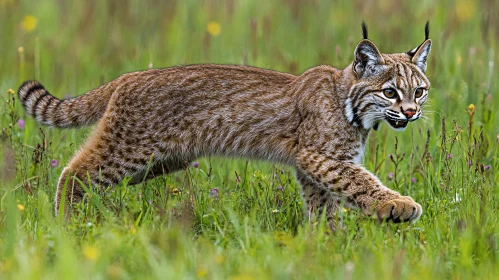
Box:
xmin=17 ymin=80 xmax=112 ymax=128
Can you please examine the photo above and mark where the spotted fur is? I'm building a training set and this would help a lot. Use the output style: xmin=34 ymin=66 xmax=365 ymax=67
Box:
xmin=18 ymin=23 xmax=431 ymax=227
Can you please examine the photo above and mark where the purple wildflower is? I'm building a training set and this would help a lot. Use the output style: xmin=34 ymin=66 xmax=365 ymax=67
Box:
xmin=65 ymin=94 xmax=71 ymax=100
xmin=51 ymin=159 xmax=58 ymax=167
xmin=411 ymin=177 xmax=417 ymax=183
xmin=17 ymin=119 xmax=25 ymax=130
xmin=387 ymin=172 xmax=394 ymax=180
xmin=447 ymin=154 xmax=453 ymax=159
xmin=192 ymin=162 xmax=199 ymax=168
xmin=210 ymin=187 xmax=219 ymax=199
xmin=277 ymin=185 xmax=283 ymax=191
xmin=468 ymin=160 xmax=473 ymax=167
xmin=484 ymin=165 xmax=491 ymax=171
xmin=389 ymin=154 xmax=393 ymax=160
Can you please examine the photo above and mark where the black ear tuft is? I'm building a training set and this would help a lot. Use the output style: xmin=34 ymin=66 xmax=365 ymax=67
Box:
xmin=407 ymin=21 xmax=431 ymax=57
xmin=361 ymin=21 xmax=368 ymax=40
xmin=425 ymin=21 xmax=430 ymax=40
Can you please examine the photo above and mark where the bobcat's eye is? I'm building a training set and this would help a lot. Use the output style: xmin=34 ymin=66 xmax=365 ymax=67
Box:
xmin=415 ymin=88 xmax=424 ymax=98
xmin=383 ymin=88 xmax=397 ymax=99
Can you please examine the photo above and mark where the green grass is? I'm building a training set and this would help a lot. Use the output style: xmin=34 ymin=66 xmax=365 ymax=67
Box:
xmin=1 ymin=0 xmax=498 ymax=278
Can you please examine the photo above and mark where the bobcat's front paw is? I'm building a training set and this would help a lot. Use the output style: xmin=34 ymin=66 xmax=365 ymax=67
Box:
xmin=375 ymin=196 xmax=422 ymax=223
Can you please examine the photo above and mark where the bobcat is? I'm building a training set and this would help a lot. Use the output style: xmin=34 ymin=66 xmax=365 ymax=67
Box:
xmin=18 ymin=23 xmax=431 ymax=227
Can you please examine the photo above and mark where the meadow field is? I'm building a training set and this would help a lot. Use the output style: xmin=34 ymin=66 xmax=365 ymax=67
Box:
xmin=1 ymin=0 xmax=498 ymax=278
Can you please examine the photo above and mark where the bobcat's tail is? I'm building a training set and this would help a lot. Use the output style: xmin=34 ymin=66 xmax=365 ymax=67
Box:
xmin=17 ymin=80 xmax=113 ymax=128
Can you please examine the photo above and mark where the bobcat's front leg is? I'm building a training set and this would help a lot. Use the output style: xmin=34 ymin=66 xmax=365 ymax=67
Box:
xmin=296 ymin=150 xmax=422 ymax=223
xmin=297 ymin=169 xmax=343 ymax=230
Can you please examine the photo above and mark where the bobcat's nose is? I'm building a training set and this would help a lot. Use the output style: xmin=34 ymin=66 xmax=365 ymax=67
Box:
xmin=403 ymin=108 xmax=416 ymax=119
xmin=400 ymin=107 xmax=416 ymax=119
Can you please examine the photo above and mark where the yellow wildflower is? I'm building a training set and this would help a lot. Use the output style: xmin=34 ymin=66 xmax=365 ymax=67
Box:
xmin=18 ymin=47 xmax=24 ymax=53
xmin=21 ymin=15 xmax=37 ymax=32
xmin=8 ymin=89 xmax=15 ymax=95
xmin=467 ymin=103 xmax=475 ymax=116
xmin=172 ymin=188 xmax=181 ymax=196
xmin=197 ymin=267 xmax=208 ymax=278
xmin=83 ymin=245 xmax=99 ymax=261
xmin=17 ymin=204 xmax=24 ymax=211
xmin=207 ymin=22 xmax=221 ymax=36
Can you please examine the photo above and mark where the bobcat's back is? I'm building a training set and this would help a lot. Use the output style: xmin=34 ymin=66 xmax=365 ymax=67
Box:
xmin=18 ymin=65 xmax=297 ymax=130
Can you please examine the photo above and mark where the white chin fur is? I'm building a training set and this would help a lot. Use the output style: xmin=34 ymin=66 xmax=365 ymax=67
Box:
xmin=392 ymin=126 xmax=407 ymax=132
xmin=362 ymin=119 xmax=374 ymax=130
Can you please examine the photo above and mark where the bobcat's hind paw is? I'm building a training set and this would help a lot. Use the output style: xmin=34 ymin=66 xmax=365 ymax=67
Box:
xmin=375 ymin=196 xmax=422 ymax=223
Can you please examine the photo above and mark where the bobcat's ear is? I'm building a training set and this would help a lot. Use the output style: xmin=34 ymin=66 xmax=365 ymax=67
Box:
xmin=408 ymin=39 xmax=432 ymax=73
xmin=353 ymin=40 xmax=385 ymax=78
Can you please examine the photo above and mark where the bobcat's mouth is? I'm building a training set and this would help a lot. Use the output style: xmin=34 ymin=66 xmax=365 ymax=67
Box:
xmin=385 ymin=118 xmax=408 ymax=129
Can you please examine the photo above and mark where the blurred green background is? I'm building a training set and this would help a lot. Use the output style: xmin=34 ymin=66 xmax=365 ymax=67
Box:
xmin=1 ymin=0 xmax=499 ymax=279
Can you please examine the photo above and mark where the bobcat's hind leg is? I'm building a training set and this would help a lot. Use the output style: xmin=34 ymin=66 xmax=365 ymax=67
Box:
xmin=297 ymin=169 xmax=343 ymax=231
xmin=54 ymin=134 xmax=165 ymax=216
xmin=55 ymin=146 xmax=192 ymax=216
xmin=54 ymin=157 xmax=120 ymax=217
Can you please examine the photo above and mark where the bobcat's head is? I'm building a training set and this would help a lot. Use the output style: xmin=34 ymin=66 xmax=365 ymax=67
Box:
xmin=345 ymin=22 xmax=432 ymax=131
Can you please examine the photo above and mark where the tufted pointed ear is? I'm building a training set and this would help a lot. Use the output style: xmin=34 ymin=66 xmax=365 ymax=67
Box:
xmin=407 ymin=21 xmax=431 ymax=73
xmin=409 ymin=39 xmax=432 ymax=73
xmin=353 ymin=40 xmax=385 ymax=78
